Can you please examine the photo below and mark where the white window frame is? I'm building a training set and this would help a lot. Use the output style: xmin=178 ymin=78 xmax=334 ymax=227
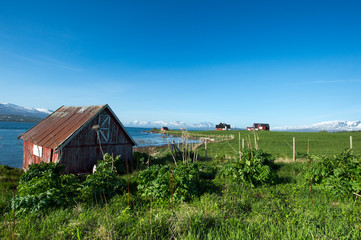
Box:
xmin=33 ymin=144 xmax=43 ymax=157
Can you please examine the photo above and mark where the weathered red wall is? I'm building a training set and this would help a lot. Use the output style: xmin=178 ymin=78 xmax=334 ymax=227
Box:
xmin=22 ymin=141 xmax=59 ymax=171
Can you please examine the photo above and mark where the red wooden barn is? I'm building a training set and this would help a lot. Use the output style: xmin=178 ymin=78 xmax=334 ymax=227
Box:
xmin=19 ymin=105 xmax=136 ymax=173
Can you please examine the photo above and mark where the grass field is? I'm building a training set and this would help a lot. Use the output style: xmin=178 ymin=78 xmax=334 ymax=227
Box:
xmin=1 ymin=130 xmax=361 ymax=239
xmin=166 ymin=130 xmax=361 ymax=160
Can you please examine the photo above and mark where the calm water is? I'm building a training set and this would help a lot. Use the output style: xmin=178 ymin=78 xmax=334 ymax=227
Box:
xmin=0 ymin=122 xmax=188 ymax=168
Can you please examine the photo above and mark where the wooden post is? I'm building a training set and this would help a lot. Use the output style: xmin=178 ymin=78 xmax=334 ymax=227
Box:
xmin=205 ymin=140 xmax=207 ymax=159
xmin=242 ymin=138 xmax=245 ymax=149
xmin=254 ymin=132 xmax=258 ymax=150
xmin=350 ymin=136 xmax=353 ymax=149
xmin=239 ymin=132 xmax=241 ymax=161
xmin=293 ymin=137 xmax=296 ymax=162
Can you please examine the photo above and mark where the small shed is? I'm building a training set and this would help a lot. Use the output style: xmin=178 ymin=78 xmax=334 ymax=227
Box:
xmin=216 ymin=123 xmax=231 ymax=131
xmin=19 ymin=105 xmax=136 ymax=173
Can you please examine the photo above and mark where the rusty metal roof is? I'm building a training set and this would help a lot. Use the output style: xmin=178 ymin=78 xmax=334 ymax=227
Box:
xmin=19 ymin=104 xmax=135 ymax=149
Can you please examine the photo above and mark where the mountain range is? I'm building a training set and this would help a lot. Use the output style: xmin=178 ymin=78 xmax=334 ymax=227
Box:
xmin=1 ymin=103 xmax=360 ymax=132
xmin=126 ymin=120 xmax=215 ymax=130
xmin=0 ymin=103 xmax=53 ymax=122
xmin=272 ymin=120 xmax=361 ymax=132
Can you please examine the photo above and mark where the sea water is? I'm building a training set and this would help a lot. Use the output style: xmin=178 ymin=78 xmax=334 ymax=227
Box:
xmin=0 ymin=122 xmax=191 ymax=168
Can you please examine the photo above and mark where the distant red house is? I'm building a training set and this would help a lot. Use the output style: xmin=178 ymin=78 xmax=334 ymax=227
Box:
xmin=216 ymin=123 xmax=231 ymax=131
xmin=247 ymin=123 xmax=270 ymax=131
xmin=161 ymin=127 xmax=169 ymax=131
xmin=19 ymin=105 xmax=136 ymax=173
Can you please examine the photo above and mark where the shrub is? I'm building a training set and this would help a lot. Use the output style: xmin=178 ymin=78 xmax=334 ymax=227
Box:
xmin=198 ymin=163 xmax=217 ymax=180
xmin=81 ymin=169 xmax=126 ymax=203
xmin=306 ymin=149 xmax=361 ymax=197
xmin=19 ymin=162 xmax=64 ymax=183
xmin=173 ymin=163 xmax=200 ymax=202
xmin=133 ymin=152 xmax=150 ymax=169
xmin=13 ymin=155 xmax=128 ymax=212
xmin=220 ymin=149 xmax=277 ymax=187
xmin=81 ymin=154 xmax=127 ymax=203
xmin=137 ymin=163 xmax=201 ymax=202
xmin=96 ymin=153 xmax=126 ymax=174
xmin=14 ymin=163 xmax=82 ymax=213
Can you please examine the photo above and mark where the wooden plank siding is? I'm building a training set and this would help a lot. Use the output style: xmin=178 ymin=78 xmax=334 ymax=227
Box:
xmin=22 ymin=141 xmax=59 ymax=170
xmin=58 ymin=108 xmax=133 ymax=173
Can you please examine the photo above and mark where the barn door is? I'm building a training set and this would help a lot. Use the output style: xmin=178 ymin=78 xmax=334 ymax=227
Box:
xmin=98 ymin=114 xmax=110 ymax=143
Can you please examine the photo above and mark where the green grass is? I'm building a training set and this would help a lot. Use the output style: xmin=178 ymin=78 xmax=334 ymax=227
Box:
xmin=2 ymin=160 xmax=361 ymax=239
xmin=1 ymin=130 xmax=361 ymax=239
xmin=167 ymin=130 xmax=361 ymax=159
xmin=0 ymin=165 xmax=23 ymax=215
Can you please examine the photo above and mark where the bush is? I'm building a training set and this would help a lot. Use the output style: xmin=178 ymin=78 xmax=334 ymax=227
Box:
xmin=133 ymin=152 xmax=150 ymax=170
xmin=96 ymin=153 xmax=126 ymax=174
xmin=81 ymin=154 xmax=127 ymax=203
xmin=13 ymin=155 xmax=128 ymax=212
xmin=81 ymin=170 xmax=126 ymax=203
xmin=19 ymin=162 xmax=64 ymax=183
xmin=137 ymin=163 xmax=201 ymax=202
xmin=198 ymin=163 xmax=217 ymax=180
xmin=14 ymin=163 xmax=82 ymax=213
xmin=220 ymin=149 xmax=277 ymax=187
xmin=306 ymin=149 xmax=361 ymax=197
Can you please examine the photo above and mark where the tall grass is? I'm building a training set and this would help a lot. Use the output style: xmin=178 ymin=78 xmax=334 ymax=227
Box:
xmin=1 ymin=159 xmax=361 ymax=239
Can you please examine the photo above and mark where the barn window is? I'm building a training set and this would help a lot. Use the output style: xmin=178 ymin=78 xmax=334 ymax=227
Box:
xmin=98 ymin=114 xmax=110 ymax=143
xmin=33 ymin=144 xmax=43 ymax=157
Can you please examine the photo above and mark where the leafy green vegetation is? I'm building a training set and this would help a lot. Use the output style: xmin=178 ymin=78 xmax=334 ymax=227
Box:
xmin=0 ymin=165 xmax=22 ymax=216
xmin=1 ymin=130 xmax=361 ymax=239
xmin=220 ymin=149 xmax=278 ymax=187
xmin=12 ymin=155 xmax=128 ymax=214
xmin=306 ymin=149 xmax=361 ymax=197
xmin=14 ymin=163 xmax=81 ymax=213
xmin=137 ymin=163 xmax=200 ymax=203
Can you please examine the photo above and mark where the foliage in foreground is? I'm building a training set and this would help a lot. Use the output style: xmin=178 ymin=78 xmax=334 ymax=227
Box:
xmin=220 ymin=149 xmax=278 ymax=187
xmin=137 ymin=163 xmax=200 ymax=202
xmin=2 ymin=161 xmax=361 ymax=239
xmin=13 ymin=154 xmax=127 ymax=213
xmin=306 ymin=149 xmax=361 ymax=197
xmin=0 ymin=165 xmax=23 ymax=215
xmin=82 ymin=153 xmax=127 ymax=202
xmin=14 ymin=163 xmax=81 ymax=213
xmin=2 ymin=147 xmax=361 ymax=239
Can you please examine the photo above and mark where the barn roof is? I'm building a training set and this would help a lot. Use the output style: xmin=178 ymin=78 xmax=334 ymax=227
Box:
xmin=19 ymin=104 xmax=136 ymax=150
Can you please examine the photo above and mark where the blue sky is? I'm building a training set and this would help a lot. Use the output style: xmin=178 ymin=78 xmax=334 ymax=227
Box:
xmin=0 ymin=0 xmax=360 ymax=128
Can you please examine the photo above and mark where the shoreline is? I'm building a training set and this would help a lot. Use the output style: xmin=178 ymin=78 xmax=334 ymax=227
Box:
xmin=133 ymin=145 xmax=168 ymax=155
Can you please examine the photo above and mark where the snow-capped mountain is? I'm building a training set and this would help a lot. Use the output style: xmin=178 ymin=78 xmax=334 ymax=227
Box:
xmin=0 ymin=103 xmax=53 ymax=122
xmin=126 ymin=120 xmax=215 ymax=130
xmin=273 ymin=120 xmax=361 ymax=132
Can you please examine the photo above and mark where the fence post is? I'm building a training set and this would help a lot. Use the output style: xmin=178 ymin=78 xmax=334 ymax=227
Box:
xmin=350 ymin=136 xmax=353 ymax=149
xmin=205 ymin=140 xmax=207 ymax=160
xmin=239 ymin=132 xmax=241 ymax=161
xmin=293 ymin=137 xmax=296 ymax=162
